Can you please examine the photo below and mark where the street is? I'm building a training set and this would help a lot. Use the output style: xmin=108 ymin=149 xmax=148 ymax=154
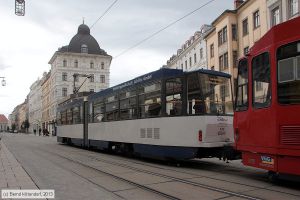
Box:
xmin=0 ymin=133 xmax=300 ymax=200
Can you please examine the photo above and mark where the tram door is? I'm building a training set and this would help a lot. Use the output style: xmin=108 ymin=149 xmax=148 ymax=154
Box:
xmin=83 ymin=98 xmax=89 ymax=148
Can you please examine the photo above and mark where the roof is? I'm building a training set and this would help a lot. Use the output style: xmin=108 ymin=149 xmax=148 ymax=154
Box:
xmin=58 ymin=24 xmax=108 ymax=56
xmin=0 ymin=114 xmax=8 ymax=123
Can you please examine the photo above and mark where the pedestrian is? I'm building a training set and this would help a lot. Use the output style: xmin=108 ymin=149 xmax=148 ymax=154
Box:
xmin=38 ymin=128 xmax=41 ymax=136
xmin=33 ymin=129 xmax=36 ymax=135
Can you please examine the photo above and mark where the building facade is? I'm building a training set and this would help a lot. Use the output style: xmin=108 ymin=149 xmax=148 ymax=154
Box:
xmin=166 ymin=24 xmax=213 ymax=71
xmin=41 ymin=71 xmax=51 ymax=132
xmin=28 ymin=73 xmax=47 ymax=133
xmin=267 ymin=0 xmax=300 ymax=29
xmin=46 ymin=23 xmax=112 ymax=134
xmin=17 ymin=100 xmax=28 ymax=132
xmin=0 ymin=114 xmax=8 ymax=132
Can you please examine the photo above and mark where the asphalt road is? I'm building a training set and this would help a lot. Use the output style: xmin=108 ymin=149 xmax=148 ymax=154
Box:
xmin=1 ymin=133 xmax=300 ymax=200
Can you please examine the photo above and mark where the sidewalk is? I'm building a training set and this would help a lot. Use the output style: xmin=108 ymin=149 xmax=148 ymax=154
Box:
xmin=0 ymin=138 xmax=38 ymax=190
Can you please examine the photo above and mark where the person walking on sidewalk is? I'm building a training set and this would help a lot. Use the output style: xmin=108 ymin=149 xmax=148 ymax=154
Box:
xmin=33 ymin=129 xmax=36 ymax=135
xmin=38 ymin=128 xmax=41 ymax=136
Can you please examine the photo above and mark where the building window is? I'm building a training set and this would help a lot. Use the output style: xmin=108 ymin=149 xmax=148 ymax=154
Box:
xmin=81 ymin=44 xmax=88 ymax=53
xmin=219 ymin=52 xmax=228 ymax=71
xmin=232 ymin=24 xmax=237 ymax=41
xmin=218 ymin=26 xmax=227 ymax=46
xmin=194 ymin=53 xmax=197 ymax=63
xmin=74 ymin=75 xmax=79 ymax=82
xmin=74 ymin=60 xmax=78 ymax=68
xmin=100 ymin=75 xmax=105 ymax=83
xmin=210 ymin=44 xmax=214 ymax=58
xmin=253 ymin=10 xmax=260 ymax=29
xmin=185 ymin=60 xmax=187 ymax=70
xmin=62 ymin=72 xmax=67 ymax=81
xmin=289 ymin=0 xmax=299 ymax=18
xmin=200 ymin=48 xmax=203 ymax=59
xmin=233 ymin=50 xmax=238 ymax=68
xmin=90 ymin=62 xmax=94 ymax=69
xmin=101 ymin=62 xmax=105 ymax=69
xmin=244 ymin=46 xmax=249 ymax=55
xmin=62 ymin=88 xmax=67 ymax=97
xmin=219 ymin=55 xmax=224 ymax=71
xmin=189 ymin=57 xmax=192 ymax=67
xmin=242 ymin=18 xmax=249 ymax=36
xmin=90 ymin=89 xmax=94 ymax=92
xmin=90 ymin=75 xmax=94 ymax=82
xmin=63 ymin=60 xmax=67 ymax=67
xmin=271 ymin=7 xmax=280 ymax=26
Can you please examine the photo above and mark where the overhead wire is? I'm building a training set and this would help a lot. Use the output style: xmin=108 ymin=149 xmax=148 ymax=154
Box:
xmin=114 ymin=0 xmax=217 ymax=59
xmin=90 ymin=0 xmax=119 ymax=29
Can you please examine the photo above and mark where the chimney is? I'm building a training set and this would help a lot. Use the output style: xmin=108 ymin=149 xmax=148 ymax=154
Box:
xmin=234 ymin=0 xmax=244 ymax=9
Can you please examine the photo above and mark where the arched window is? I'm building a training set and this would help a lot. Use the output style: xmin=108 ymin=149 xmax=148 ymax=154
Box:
xmin=90 ymin=61 xmax=94 ymax=69
xmin=81 ymin=44 xmax=88 ymax=53
xmin=74 ymin=60 xmax=78 ymax=68
xmin=63 ymin=60 xmax=67 ymax=67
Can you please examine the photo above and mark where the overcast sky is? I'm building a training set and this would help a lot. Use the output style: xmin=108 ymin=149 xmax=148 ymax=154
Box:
xmin=0 ymin=0 xmax=233 ymax=117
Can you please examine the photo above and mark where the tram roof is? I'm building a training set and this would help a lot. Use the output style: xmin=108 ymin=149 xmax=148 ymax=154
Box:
xmin=57 ymin=97 xmax=84 ymax=112
xmin=187 ymin=68 xmax=231 ymax=78
xmin=88 ymin=68 xmax=183 ymax=101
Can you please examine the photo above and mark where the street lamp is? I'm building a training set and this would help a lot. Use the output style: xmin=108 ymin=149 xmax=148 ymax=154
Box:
xmin=15 ymin=0 xmax=25 ymax=16
xmin=0 ymin=77 xmax=6 ymax=86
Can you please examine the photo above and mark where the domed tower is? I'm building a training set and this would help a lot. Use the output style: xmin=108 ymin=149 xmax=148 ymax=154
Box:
xmin=67 ymin=24 xmax=108 ymax=55
xmin=47 ymin=22 xmax=112 ymax=133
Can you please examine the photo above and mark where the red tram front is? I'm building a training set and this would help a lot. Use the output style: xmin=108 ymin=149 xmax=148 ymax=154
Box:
xmin=234 ymin=16 xmax=300 ymax=178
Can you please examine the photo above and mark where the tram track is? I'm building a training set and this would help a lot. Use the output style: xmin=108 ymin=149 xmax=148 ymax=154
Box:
xmin=54 ymin=144 xmax=300 ymax=199
xmin=40 ymin=146 xmax=263 ymax=200
xmin=34 ymin=148 xmax=181 ymax=200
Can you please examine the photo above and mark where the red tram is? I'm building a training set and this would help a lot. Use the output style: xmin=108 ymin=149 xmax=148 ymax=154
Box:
xmin=234 ymin=16 xmax=300 ymax=178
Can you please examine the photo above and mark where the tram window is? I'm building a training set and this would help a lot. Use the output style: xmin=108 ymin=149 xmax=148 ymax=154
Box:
xmin=138 ymin=81 xmax=161 ymax=118
xmin=57 ymin=112 xmax=62 ymax=125
xmin=61 ymin=110 xmax=67 ymax=125
xmin=277 ymin=41 xmax=300 ymax=104
xmin=120 ymin=89 xmax=137 ymax=120
xmin=236 ymin=59 xmax=248 ymax=111
xmin=252 ymin=52 xmax=271 ymax=108
xmin=166 ymin=78 xmax=182 ymax=116
xmin=105 ymin=95 xmax=119 ymax=121
xmin=93 ymin=102 xmax=104 ymax=122
xmin=73 ymin=106 xmax=81 ymax=124
xmin=67 ymin=109 xmax=73 ymax=124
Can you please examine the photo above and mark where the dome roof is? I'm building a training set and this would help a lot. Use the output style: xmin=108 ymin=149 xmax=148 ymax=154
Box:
xmin=65 ymin=23 xmax=108 ymax=55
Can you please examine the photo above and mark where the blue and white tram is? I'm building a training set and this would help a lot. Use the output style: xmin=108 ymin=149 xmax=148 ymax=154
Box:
xmin=57 ymin=68 xmax=235 ymax=160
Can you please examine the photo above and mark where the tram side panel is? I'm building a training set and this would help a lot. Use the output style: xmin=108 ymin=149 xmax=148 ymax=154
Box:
xmin=57 ymin=124 xmax=84 ymax=146
xmin=88 ymin=115 xmax=234 ymax=160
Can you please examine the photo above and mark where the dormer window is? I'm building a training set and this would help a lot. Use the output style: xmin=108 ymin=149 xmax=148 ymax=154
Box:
xmin=81 ymin=44 xmax=88 ymax=53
